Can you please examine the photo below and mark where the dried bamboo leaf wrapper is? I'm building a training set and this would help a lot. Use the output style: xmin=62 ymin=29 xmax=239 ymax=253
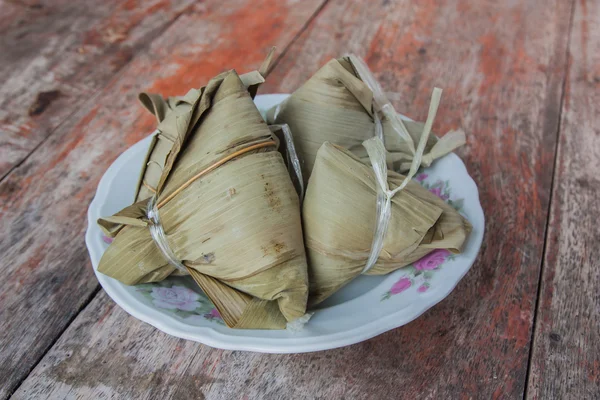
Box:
xmin=135 ymin=62 xmax=271 ymax=201
xmin=100 ymin=153 xmax=305 ymax=282
xmin=303 ymin=142 xmax=472 ymax=305
xmin=267 ymin=57 xmax=454 ymax=178
xmin=97 ymin=69 xmax=308 ymax=329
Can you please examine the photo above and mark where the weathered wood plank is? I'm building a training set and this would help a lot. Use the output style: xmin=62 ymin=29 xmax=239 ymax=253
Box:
xmin=527 ymin=1 xmax=600 ymax=399
xmin=11 ymin=0 xmax=572 ymax=398
xmin=0 ymin=0 xmax=196 ymax=180
xmin=12 ymin=292 xmax=230 ymax=400
xmin=0 ymin=1 xmax=326 ymax=398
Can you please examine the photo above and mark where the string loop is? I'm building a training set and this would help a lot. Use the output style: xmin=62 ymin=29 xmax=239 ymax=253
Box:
xmin=146 ymin=195 xmax=188 ymax=273
xmin=348 ymin=54 xmax=444 ymax=274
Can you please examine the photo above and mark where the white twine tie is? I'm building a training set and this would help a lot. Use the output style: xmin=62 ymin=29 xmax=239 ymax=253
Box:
xmin=348 ymin=54 xmax=444 ymax=274
xmin=146 ymin=195 xmax=188 ymax=273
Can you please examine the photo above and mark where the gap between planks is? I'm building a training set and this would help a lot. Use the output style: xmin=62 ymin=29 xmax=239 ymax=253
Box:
xmin=522 ymin=0 xmax=577 ymax=398
xmin=6 ymin=286 xmax=102 ymax=400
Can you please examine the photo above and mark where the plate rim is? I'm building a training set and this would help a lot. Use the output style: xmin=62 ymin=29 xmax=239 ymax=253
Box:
xmin=85 ymin=94 xmax=485 ymax=353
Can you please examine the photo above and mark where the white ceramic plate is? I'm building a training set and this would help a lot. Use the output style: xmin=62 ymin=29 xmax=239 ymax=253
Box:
xmin=86 ymin=94 xmax=484 ymax=353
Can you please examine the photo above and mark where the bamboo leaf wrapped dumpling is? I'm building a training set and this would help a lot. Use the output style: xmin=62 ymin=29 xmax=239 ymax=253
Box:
xmin=266 ymin=55 xmax=466 ymax=180
xmin=97 ymin=68 xmax=309 ymax=329
xmin=303 ymin=141 xmax=472 ymax=305
xmin=268 ymin=54 xmax=471 ymax=305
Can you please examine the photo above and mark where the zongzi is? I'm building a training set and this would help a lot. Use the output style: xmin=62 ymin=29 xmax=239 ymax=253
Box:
xmin=303 ymin=141 xmax=472 ymax=305
xmin=97 ymin=66 xmax=309 ymax=329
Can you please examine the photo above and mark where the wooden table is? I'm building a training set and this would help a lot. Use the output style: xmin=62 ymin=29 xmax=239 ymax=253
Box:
xmin=0 ymin=0 xmax=598 ymax=398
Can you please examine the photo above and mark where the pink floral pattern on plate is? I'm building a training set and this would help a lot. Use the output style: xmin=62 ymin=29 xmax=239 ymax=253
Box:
xmin=150 ymin=286 xmax=201 ymax=311
xmin=135 ymin=280 xmax=224 ymax=325
xmin=100 ymin=238 xmax=224 ymax=325
xmin=415 ymin=173 xmax=464 ymax=211
xmin=381 ymin=176 xmax=463 ymax=301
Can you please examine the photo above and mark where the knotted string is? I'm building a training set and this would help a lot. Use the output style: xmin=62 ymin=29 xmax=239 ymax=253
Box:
xmin=147 ymin=194 xmax=188 ymax=272
xmin=348 ymin=54 xmax=446 ymax=274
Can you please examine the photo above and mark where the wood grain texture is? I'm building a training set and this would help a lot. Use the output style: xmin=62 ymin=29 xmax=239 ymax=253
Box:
xmin=0 ymin=1 xmax=325 ymax=398
xmin=11 ymin=0 xmax=574 ymax=399
xmin=527 ymin=1 xmax=600 ymax=399
xmin=0 ymin=0 xmax=196 ymax=180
